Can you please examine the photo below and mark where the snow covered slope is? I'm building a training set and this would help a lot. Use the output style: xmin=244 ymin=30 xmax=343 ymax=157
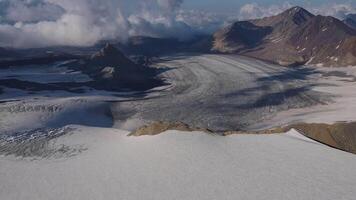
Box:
xmin=0 ymin=126 xmax=355 ymax=200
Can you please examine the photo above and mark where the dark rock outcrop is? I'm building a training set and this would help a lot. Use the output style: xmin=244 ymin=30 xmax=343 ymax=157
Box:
xmin=83 ymin=43 xmax=162 ymax=90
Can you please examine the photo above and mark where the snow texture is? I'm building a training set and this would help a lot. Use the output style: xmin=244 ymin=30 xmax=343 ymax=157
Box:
xmin=0 ymin=126 xmax=355 ymax=200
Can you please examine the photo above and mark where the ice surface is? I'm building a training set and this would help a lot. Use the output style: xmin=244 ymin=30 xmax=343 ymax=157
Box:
xmin=253 ymin=66 xmax=356 ymax=128
xmin=0 ymin=126 xmax=355 ymax=200
xmin=0 ymin=62 xmax=91 ymax=84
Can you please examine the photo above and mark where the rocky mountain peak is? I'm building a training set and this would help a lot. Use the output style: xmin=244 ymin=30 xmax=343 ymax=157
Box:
xmin=287 ymin=6 xmax=310 ymax=15
xmin=282 ymin=6 xmax=314 ymax=25
xmin=91 ymin=43 xmax=125 ymax=59
xmin=213 ymin=6 xmax=356 ymax=67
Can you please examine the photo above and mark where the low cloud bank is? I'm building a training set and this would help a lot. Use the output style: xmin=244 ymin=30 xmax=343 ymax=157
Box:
xmin=0 ymin=0 xmax=225 ymax=48
xmin=0 ymin=0 xmax=354 ymax=48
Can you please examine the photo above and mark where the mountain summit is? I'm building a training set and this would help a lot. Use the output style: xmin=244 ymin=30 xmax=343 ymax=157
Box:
xmin=213 ymin=6 xmax=356 ymax=67
xmin=83 ymin=44 xmax=162 ymax=90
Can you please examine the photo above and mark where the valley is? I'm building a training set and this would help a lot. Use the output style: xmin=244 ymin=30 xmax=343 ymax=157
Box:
xmin=0 ymin=3 xmax=356 ymax=200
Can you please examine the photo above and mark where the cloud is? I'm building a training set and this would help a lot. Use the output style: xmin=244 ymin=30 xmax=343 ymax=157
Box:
xmin=239 ymin=2 xmax=293 ymax=20
xmin=0 ymin=0 xmax=130 ymax=48
xmin=5 ymin=0 xmax=64 ymax=23
xmin=2 ymin=0 xmax=352 ymax=48
xmin=157 ymin=0 xmax=183 ymax=13
xmin=176 ymin=10 xmax=231 ymax=33
xmin=311 ymin=3 xmax=356 ymax=19
xmin=0 ymin=0 xmax=227 ymax=48
xmin=126 ymin=0 xmax=195 ymax=40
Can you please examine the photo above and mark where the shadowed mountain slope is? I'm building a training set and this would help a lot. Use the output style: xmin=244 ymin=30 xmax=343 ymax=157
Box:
xmin=344 ymin=14 xmax=356 ymax=29
xmin=82 ymin=43 xmax=163 ymax=90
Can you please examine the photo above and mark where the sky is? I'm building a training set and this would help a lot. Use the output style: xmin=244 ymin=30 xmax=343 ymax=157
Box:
xmin=0 ymin=0 xmax=354 ymax=48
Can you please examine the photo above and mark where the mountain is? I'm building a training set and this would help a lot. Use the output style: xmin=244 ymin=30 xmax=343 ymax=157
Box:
xmin=116 ymin=35 xmax=213 ymax=56
xmin=117 ymin=36 xmax=182 ymax=56
xmin=345 ymin=14 xmax=356 ymax=22
xmin=213 ymin=6 xmax=356 ymax=67
xmin=344 ymin=14 xmax=356 ymax=29
xmin=83 ymin=43 xmax=162 ymax=90
xmin=213 ymin=21 xmax=272 ymax=53
xmin=0 ymin=47 xmax=19 ymax=60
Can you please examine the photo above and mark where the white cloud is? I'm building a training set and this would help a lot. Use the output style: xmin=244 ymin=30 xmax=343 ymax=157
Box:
xmin=1 ymin=0 xmax=353 ymax=48
xmin=0 ymin=0 xmax=131 ymax=48
xmin=239 ymin=2 xmax=293 ymax=20
xmin=157 ymin=0 xmax=183 ymax=13
xmin=176 ymin=10 xmax=231 ymax=33
xmin=310 ymin=3 xmax=356 ymax=19
xmin=0 ymin=0 xmax=227 ymax=48
xmin=5 ymin=0 xmax=64 ymax=23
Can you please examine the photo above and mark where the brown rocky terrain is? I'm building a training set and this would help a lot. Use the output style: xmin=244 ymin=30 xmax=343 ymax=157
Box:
xmin=128 ymin=121 xmax=213 ymax=136
xmin=213 ymin=7 xmax=356 ymax=67
xmin=284 ymin=122 xmax=356 ymax=154
xmin=130 ymin=121 xmax=356 ymax=154
xmin=226 ymin=122 xmax=356 ymax=154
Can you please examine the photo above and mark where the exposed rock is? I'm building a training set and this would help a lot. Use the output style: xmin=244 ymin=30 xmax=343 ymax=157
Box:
xmin=284 ymin=122 xmax=356 ymax=154
xmin=129 ymin=120 xmax=356 ymax=155
xmin=212 ymin=21 xmax=272 ymax=53
xmin=223 ymin=127 xmax=285 ymax=136
xmin=128 ymin=121 xmax=213 ymax=136
xmin=213 ymin=6 xmax=356 ymax=67
xmin=222 ymin=121 xmax=356 ymax=154
xmin=83 ymin=43 xmax=162 ymax=90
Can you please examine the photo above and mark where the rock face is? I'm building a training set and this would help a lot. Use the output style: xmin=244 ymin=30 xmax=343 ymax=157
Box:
xmin=285 ymin=122 xmax=356 ymax=154
xmin=84 ymin=43 xmax=162 ymax=90
xmin=213 ymin=21 xmax=272 ymax=53
xmin=213 ymin=7 xmax=356 ymax=67
xmin=129 ymin=121 xmax=212 ymax=136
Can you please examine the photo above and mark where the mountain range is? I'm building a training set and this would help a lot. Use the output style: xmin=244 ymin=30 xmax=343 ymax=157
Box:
xmin=344 ymin=14 xmax=356 ymax=30
xmin=212 ymin=6 xmax=356 ymax=67
xmin=0 ymin=6 xmax=355 ymax=68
